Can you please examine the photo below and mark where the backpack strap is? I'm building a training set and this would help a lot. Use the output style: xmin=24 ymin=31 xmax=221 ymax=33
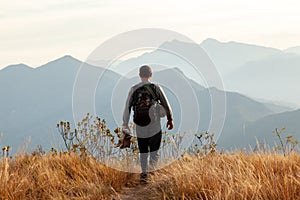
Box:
xmin=144 ymin=84 xmax=158 ymax=101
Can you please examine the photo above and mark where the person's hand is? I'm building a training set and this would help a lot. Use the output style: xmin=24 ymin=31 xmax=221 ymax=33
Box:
xmin=122 ymin=125 xmax=129 ymax=131
xmin=166 ymin=120 xmax=174 ymax=130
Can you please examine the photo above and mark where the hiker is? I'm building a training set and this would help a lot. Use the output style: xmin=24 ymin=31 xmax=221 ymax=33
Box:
xmin=122 ymin=65 xmax=174 ymax=182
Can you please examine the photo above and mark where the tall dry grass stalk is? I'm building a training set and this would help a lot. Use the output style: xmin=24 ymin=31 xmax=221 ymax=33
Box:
xmin=149 ymin=152 xmax=300 ymax=200
xmin=0 ymin=153 xmax=131 ymax=200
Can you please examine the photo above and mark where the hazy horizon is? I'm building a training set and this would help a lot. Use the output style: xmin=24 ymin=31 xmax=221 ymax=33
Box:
xmin=1 ymin=37 xmax=300 ymax=69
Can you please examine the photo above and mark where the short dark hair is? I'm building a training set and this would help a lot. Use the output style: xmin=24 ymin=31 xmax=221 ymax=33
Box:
xmin=139 ymin=65 xmax=152 ymax=78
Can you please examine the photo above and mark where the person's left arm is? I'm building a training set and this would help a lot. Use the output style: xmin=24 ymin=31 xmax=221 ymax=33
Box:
xmin=155 ymin=85 xmax=174 ymax=130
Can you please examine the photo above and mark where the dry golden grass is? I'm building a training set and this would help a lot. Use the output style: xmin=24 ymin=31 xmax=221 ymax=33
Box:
xmin=0 ymin=153 xmax=131 ymax=200
xmin=148 ymin=152 xmax=300 ymax=200
xmin=1 ymin=152 xmax=299 ymax=200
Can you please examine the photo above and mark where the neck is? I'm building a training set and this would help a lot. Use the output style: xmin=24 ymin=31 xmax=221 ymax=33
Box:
xmin=141 ymin=77 xmax=151 ymax=82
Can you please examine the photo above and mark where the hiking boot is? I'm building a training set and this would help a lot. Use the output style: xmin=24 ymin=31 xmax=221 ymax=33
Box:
xmin=140 ymin=173 xmax=148 ymax=184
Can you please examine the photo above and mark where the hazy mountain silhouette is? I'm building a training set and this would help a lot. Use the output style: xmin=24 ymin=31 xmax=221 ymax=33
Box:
xmin=105 ymin=39 xmax=298 ymax=106
xmin=225 ymin=53 xmax=300 ymax=106
xmin=285 ymin=46 xmax=300 ymax=55
xmin=0 ymin=56 xmax=82 ymax=153
xmin=200 ymin=38 xmax=282 ymax=76
xmin=223 ymin=109 xmax=300 ymax=150
xmin=108 ymin=39 xmax=212 ymax=87
xmin=156 ymin=39 xmax=300 ymax=107
xmin=0 ymin=50 xmax=297 ymax=153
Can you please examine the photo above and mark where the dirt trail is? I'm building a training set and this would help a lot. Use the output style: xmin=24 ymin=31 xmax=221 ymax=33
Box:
xmin=113 ymin=174 xmax=158 ymax=200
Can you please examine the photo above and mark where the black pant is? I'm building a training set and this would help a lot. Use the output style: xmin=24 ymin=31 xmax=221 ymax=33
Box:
xmin=137 ymin=131 xmax=162 ymax=173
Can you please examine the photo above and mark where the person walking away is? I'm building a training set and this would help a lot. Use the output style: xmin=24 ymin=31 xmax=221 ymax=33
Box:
xmin=122 ymin=65 xmax=174 ymax=183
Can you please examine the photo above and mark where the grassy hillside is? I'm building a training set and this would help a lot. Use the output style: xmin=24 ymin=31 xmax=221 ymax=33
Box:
xmin=0 ymin=153 xmax=131 ymax=199
xmin=1 ymin=152 xmax=299 ymax=199
xmin=149 ymin=153 xmax=300 ymax=200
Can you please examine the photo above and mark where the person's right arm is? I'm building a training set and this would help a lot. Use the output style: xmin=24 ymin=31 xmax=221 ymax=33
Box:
xmin=122 ymin=87 xmax=134 ymax=129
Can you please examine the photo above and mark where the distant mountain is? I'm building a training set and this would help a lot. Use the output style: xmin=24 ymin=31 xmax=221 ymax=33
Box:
xmin=0 ymin=55 xmax=122 ymax=153
xmin=1 ymin=63 xmax=33 ymax=73
xmin=104 ymin=39 xmax=299 ymax=107
xmin=225 ymin=53 xmax=300 ymax=106
xmin=224 ymin=109 xmax=300 ymax=150
xmin=0 ymin=55 xmax=82 ymax=153
xmin=0 ymin=55 xmax=285 ymax=153
xmin=262 ymin=101 xmax=294 ymax=114
xmin=106 ymin=38 xmax=284 ymax=88
xmin=285 ymin=46 xmax=300 ymax=55
xmin=215 ymin=89 xmax=274 ymax=148
xmin=109 ymin=39 xmax=212 ymax=86
xmin=200 ymin=38 xmax=282 ymax=76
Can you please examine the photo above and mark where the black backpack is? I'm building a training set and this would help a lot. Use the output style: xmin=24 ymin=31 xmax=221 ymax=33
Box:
xmin=131 ymin=84 xmax=158 ymax=126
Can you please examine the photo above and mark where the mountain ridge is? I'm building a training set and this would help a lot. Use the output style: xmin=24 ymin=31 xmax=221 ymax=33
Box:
xmin=1 ymin=46 xmax=298 ymax=152
xmin=201 ymin=38 xmax=282 ymax=52
xmin=224 ymin=108 xmax=300 ymax=149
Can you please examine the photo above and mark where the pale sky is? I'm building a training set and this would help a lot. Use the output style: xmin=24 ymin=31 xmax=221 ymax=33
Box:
xmin=1 ymin=0 xmax=300 ymax=69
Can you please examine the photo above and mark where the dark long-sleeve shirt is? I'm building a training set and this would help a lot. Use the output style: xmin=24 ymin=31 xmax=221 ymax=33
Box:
xmin=122 ymin=81 xmax=173 ymax=128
